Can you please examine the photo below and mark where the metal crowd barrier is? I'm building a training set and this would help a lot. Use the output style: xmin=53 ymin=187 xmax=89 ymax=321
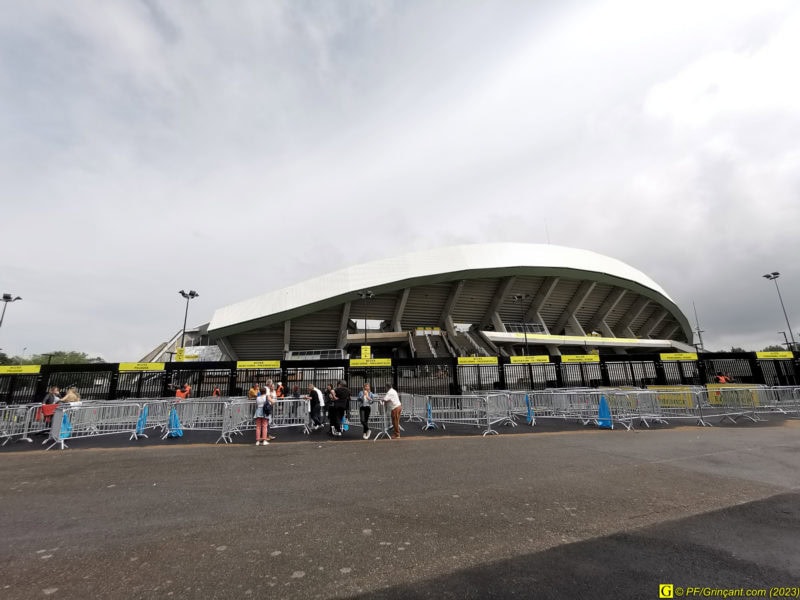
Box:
xmin=162 ymin=399 xmax=228 ymax=439
xmin=400 ymin=393 xmax=427 ymax=423
xmin=269 ymin=398 xmax=310 ymax=435
xmin=1 ymin=405 xmax=35 ymax=445
xmin=763 ymin=386 xmax=800 ymax=415
xmin=423 ymin=394 xmax=511 ymax=436
xmin=44 ymin=402 xmax=145 ymax=450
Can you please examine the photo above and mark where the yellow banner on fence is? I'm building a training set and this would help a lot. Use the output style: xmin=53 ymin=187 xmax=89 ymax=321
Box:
xmin=118 ymin=362 xmax=165 ymax=372
xmin=706 ymin=383 xmax=760 ymax=407
xmin=756 ymin=351 xmax=794 ymax=360
xmin=646 ymin=385 xmax=695 ymax=408
xmin=560 ymin=355 xmax=600 ymax=364
xmin=361 ymin=345 xmax=371 ymax=360
xmin=660 ymin=352 xmax=698 ymax=361
xmin=457 ymin=357 xmax=499 ymax=365
xmin=236 ymin=361 xmax=281 ymax=369
xmin=0 ymin=365 xmax=41 ymax=375
xmin=349 ymin=358 xmax=392 ymax=367
xmin=509 ymin=355 xmax=550 ymax=364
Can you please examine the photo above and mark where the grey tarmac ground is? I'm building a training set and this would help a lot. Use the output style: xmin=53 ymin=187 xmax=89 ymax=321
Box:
xmin=1 ymin=418 xmax=800 ymax=599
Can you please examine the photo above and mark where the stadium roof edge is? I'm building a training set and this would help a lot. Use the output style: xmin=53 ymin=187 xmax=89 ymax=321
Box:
xmin=208 ymin=243 xmax=690 ymax=340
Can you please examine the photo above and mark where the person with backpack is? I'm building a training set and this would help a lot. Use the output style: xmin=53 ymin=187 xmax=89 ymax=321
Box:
xmin=329 ymin=380 xmax=350 ymax=437
xmin=254 ymin=386 xmax=272 ymax=446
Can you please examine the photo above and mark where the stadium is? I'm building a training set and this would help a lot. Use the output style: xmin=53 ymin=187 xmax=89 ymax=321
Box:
xmin=205 ymin=243 xmax=695 ymax=361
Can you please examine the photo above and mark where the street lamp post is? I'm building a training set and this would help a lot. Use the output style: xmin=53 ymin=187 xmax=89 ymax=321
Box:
xmin=178 ymin=290 xmax=199 ymax=351
xmin=511 ymin=294 xmax=532 ymax=355
xmin=763 ymin=273 xmax=796 ymax=352
xmin=0 ymin=293 xmax=22 ymax=332
xmin=357 ymin=290 xmax=374 ymax=357
xmin=779 ymin=331 xmax=790 ymax=349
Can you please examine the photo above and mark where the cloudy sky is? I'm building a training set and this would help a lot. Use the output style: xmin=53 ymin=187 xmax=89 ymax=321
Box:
xmin=1 ymin=0 xmax=799 ymax=361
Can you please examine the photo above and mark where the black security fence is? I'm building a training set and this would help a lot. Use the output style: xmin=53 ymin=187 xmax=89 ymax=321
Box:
xmin=0 ymin=352 xmax=797 ymax=405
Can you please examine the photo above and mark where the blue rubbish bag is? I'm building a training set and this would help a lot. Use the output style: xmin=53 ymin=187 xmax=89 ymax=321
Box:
xmin=342 ymin=415 xmax=349 ymax=432
xmin=136 ymin=405 xmax=149 ymax=436
xmin=59 ymin=412 xmax=73 ymax=439
xmin=167 ymin=407 xmax=183 ymax=438
xmin=597 ymin=395 xmax=613 ymax=429
xmin=525 ymin=394 xmax=535 ymax=425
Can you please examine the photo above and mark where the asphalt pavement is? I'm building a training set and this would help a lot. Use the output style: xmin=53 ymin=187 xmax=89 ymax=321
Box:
xmin=1 ymin=418 xmax=799 ymax=599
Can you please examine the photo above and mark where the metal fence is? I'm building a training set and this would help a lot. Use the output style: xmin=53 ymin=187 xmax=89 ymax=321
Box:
xmin=1 ymin=353 xmax=798 ymax=405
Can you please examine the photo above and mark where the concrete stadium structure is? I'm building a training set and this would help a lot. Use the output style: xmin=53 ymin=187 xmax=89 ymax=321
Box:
xmin=207 ymin=243 xmax=695 ymax=360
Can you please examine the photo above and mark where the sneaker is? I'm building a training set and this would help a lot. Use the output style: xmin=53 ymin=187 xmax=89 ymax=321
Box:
xmin=255 ymin=441 xmax=261 ymax=446
xmin=333 ymin=430 xmax=342 ymax=437
xmin=262 ymin=440 xmax=269 ymax=445
xmin=364 ymin=431 xmax=372 ymax=440
xmin=267 ymin=435 xmax=276 ymax=441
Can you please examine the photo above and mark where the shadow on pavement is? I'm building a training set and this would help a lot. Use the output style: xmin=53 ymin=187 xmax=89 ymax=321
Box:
xmin=353 ymin=492 xmax=800 ymax=600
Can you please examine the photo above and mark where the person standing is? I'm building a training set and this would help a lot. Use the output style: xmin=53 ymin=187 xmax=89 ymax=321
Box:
xmin=383 ymin=383 xmax=402 ymax=439
xmin=330 ymin=380 xmax=350 ymax=437
xmin=358 ymin=383 xmax=375 ymax=440
xmin=306 ymin=383 xmax=324 ymax=430
xmin=264 ymin=379 xmax=278 ymax=441
xmin=254 ymin=386 xmax=271 ymax=445
xmin=324 ymin=383 xmax=336 ymax=434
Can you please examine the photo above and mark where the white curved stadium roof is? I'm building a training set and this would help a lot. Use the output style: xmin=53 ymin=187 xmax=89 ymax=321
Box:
xmin=209 ymin=243 xmax=677 ymax=334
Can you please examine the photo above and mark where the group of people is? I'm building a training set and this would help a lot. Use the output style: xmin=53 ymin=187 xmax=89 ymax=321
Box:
xmin=247 ymin=379 xmax=402 ymax=445
xmin=39 ymin=385 xmax=81 ymax=429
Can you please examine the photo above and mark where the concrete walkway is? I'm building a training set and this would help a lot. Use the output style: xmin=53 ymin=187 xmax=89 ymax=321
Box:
xmin=1 ymin=421 xmax=799 ymax=599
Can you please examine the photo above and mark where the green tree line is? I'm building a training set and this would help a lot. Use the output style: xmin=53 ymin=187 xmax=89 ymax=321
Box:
xmin=0 ymin=351 xmax=105 ymax=365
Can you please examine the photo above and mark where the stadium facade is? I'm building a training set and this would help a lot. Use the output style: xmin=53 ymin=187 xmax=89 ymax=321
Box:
xmin=205 ymin=243 xmax=695 ymax=361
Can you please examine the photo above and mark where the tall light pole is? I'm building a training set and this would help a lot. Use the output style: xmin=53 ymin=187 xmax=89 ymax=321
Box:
xmin=763 ymin=273 xmax=796 ymax=351
xmin=357 ymin=290 xmax=374 ymax=356
xmin=0 ymin=293 xmax=22 ymax=332
xmin=511 ymin=294 xmax=532 ymax=355
xmin=779 ymin=331 xmax=790 ymax=349
xmin=178 ymin=290 xmax=199 ymax=350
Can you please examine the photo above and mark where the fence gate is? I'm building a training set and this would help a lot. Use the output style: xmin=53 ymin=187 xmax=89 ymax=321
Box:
xmin=395 ymin=361 xmax=453 ymax=396
xmin=559 ymin=362 xmax=602 ymax=387
xmin=662 ymin=360 xmax=701 ymax=385
xmin=503 ymin=363 xmax=555 ymax=390
xmin=605 ymin=361 xmax=658 ymax=387
xmin=45 ymin=370 xmax=114 ymax=400
xmin=759 ymin=358 xmax=798 ymax=386
xmin=458 ymin=365 xmax=501 ymax=392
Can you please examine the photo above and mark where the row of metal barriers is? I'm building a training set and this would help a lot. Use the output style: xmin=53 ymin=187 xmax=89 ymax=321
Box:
xmin=2 ymin=385 xmax=798 ymax=449
xmin=396 ymin=385 xmax=800 ymax=433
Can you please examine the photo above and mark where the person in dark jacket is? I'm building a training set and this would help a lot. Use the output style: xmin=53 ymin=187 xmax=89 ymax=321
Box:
xmin=329 ymin=380 xmax=350 ymax=437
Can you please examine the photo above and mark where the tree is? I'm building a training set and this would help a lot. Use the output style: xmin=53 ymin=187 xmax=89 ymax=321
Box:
xmin=729 ymin=346 xmax=748 ymax=353
xmin=14 ymin=351 xmax=105 ymax=365
xmin=761 ymin=344 xmax=787 ymax=352
xmin=0 ymin=351 xmax=12 ymax=365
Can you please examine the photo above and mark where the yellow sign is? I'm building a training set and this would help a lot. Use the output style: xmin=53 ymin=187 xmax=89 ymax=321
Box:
xmin=560 ymin=355 xmax=600 ymax=363
xmin=183 ymin=354 xmax=200 ymax=361
xmin=175 ymin=347 xmax=185 ymax=362
xmin=458 ymin=357 xmax=498 ymax=365
xmin=119 ymin=362 xmax=165 ymax=372
xmin=0 ymin=365 xmax=41 ymax=375
xmin=350 ymin=358 xmax=392 ymax=367
xmin=237 ymin=361 xmax=281 ymax=369
xmin=756 ymin=351 xmax=794 ymax=360
xmin=510 ymin=355 xmax=550 ymax=364
xmin=660 ymin=352 xmax=698 ymax=361
xmin=361 ymin=345 xmax=371 ymax=360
